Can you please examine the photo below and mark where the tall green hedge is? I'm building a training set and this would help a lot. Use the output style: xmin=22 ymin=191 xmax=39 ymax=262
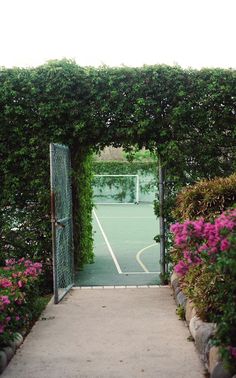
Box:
xmin=0 ymin=60 xmax=236 ymax=288
xmin=93 ymin=160 xmax=156 ymax=175
xmin=0 ymin=61 xmax=93 ymax=287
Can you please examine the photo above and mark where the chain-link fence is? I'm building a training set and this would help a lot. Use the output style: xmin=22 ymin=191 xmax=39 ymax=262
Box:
xmin=50 ymin=143 xmax=74 ymax=303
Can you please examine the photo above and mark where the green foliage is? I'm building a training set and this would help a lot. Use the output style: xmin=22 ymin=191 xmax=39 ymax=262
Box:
xmin=93 ymin=160 xmax=157 ymax=176
xmin=72 ymin=148 xmax=94 ymax=268
xmin=0 ymin=60 xmax=94 ymax=286
xmin=212 ymin=234 xmax=236 ymax=373
xmin=173 ymin=174 xmax=236 ymax=221
xmin=159 ymin=271 xmax=171 ymax=284
xmin=31 ymin=294 xmax=51 ymax=321
xmin=86 ymin=65 xmax=236 ymax=180
xmin=0 ymin=60 xmax=236 ymax=295
xmin=182 ymin=264 xmax=226 ymax=322
xmin=176 ymin=304 xmax=185 ymax=320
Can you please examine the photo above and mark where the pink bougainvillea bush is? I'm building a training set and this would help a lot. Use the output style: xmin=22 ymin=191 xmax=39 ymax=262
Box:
xmin=0 ymin=258 xmax=42 ymax=346
xmin=170 ymin=208 xmax=236 ymax=276
xmin=170 ymin=208 xmax=236 ymax=373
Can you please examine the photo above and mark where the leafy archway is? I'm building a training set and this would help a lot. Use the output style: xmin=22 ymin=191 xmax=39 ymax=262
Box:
xmin=0 ymin=60 xmax=235 ymax=285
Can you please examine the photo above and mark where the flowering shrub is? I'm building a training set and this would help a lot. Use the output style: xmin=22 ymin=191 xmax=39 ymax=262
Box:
xmin=0 ymin=258 xmax=42 ymax=346
xmin=170 ymin=208 xmax=236 ymax=373
xmin=170 ymin=208 xmax=236 ymax=275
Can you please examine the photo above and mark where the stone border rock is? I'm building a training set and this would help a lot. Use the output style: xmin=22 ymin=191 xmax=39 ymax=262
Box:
xmin=0 ymin=332 xmax=23 ymax=374
xmin=171 ymin=272 xmax=234 ymax=378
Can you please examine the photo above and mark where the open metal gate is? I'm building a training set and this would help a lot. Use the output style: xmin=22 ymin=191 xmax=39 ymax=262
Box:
xmin=50 ymin=143 xmax=74 ymax=303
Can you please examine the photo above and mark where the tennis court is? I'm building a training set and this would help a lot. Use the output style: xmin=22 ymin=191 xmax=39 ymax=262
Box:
xmin=75 ymin=203 xmax=161 ymax=286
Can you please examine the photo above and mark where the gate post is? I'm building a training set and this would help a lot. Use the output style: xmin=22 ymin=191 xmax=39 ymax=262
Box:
xmin=158 ymin=155 xmax=166 ymax=283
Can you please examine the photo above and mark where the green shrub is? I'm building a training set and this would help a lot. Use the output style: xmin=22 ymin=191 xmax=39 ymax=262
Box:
xmin=182 ymin=264 xmax=226 ymax=322
xmin=213 ymin=234 xmax=236 ymax=372
xmin=173 ymin=174 xmax=236 ymax=221
xmin=176 ymin=304 xmax=185 ymax=320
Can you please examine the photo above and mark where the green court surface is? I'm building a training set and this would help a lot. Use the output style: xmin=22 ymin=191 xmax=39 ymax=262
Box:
xmin=75 ymin=204 xmax=161 ymax=286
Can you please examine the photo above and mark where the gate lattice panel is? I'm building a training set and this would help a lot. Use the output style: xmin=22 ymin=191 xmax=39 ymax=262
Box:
xmin=50 ymin=143 xmax=74 ymax=303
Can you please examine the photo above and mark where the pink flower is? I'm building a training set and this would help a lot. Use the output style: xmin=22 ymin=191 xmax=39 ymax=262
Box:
xmin=198 ymin=244 xmax=208 ymax=253
xmin=0 ymin=278 xmax=12 ymax=288
xmin=0 ymin=324 xmax=5 ymax=334
xmin=15 ymin=299 xmax=23 ymax=305
xmin=170 ymin=223 xmax=182 ymax=233
xmin=208 ymin=247 xmax=218 ymax=255
xmin=17 ymin=280 xmax=23 ymax=288
xmin=175 ymin=235 xmax=187 ymax=247
xmin=24 ymin=260 xmax=33 ymax=267
xmin=5 ymin=258 xmax=16 ymax=266
xmin=18 ymin=257 xmax=25 ymax=263
xmin=174 ymin=260 xmax=189 ymax=276
xmin=183 ymin=250 xmax=191 ymax=260
xmin=220 ymin=238 xmax=230 ymax=251
xmin=193 ymin=219 xmax=205 ymax=237
xmin=24 ymin=267 xmax=37 ymax=276
xmin=33 ymin=262 xmax=42 ymax=270
xmin=0 ymin=296 xmax=10 ymax=305
xmin=15 ymin=315 xmax=20 ymax=321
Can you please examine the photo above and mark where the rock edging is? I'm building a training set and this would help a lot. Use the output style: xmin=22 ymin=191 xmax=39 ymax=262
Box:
xmin=171 ymin=272 xmax=234 ymax=378
xmin=0 ymin=332 xmax=23 ymax=374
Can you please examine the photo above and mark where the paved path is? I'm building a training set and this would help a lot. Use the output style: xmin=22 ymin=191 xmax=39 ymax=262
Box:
xmin=2 ymin=287 xmax=205 ymax=378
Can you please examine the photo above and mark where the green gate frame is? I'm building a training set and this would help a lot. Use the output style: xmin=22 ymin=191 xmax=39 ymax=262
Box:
xmin=50 ymin=143 xmax=74 ymax=304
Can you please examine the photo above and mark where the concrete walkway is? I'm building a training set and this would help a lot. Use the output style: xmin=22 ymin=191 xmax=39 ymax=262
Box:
xmin=2 ymin=287 xmax=205 ymax=378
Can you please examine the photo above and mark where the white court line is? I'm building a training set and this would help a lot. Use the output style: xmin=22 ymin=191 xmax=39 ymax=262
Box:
xmin=136 ymin=243 xmax=158 ymax=273
xmin=97 ymin=216 xmax=154 ymax=219
xmin=121 ymin=271 xmax=160 ymax=275
xmin=93 ymin=209 xmax=122 ymax=274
